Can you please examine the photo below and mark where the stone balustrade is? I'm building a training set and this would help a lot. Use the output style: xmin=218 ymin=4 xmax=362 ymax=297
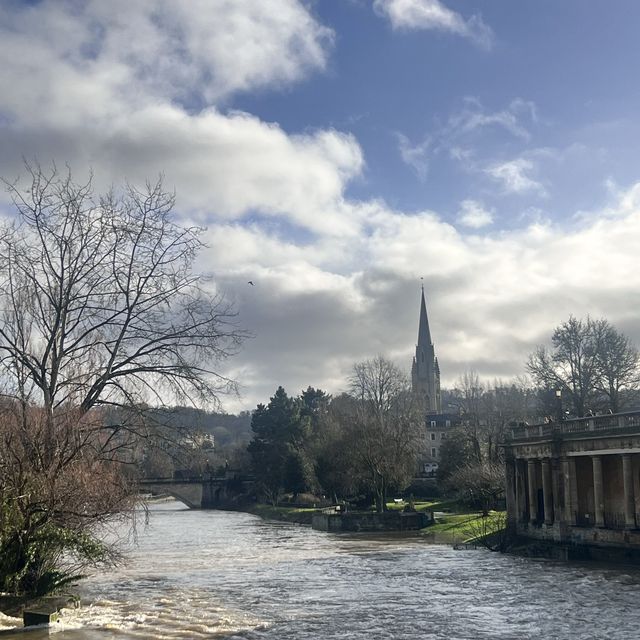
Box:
xmin=503 ymin=409 xmax=640 ymax=557
xmin=508 ymin=410 xmax=640 ymax=442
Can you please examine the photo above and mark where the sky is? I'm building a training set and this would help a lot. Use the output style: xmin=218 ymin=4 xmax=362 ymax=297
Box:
xmin=2 ymin=0 xmax=640 ymax=412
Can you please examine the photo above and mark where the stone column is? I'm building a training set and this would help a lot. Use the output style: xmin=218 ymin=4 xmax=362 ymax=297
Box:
xmin=514 ymin=461 xmax=522 ymax=522
xmin=551 ymin=458 xmax=562 ymax=525
xmin=592 ymin=455 xmax=605 ymax=527
xmin=561 ymin=457 xmax=574 ymax=525
xmin=516 ymin=461 xmax=527 ymax=522
xmin=568 ymin=457 xmax=579 ymax=524
xmin=505 ymin=456 xmax=517 ymax=527
xmin=622 ymin=453 xmax=636 ymax=529
xmin=527 ymin=459 xmax=538 ymax=524
xmin=541 ymin=458 xmax=554 ymax=525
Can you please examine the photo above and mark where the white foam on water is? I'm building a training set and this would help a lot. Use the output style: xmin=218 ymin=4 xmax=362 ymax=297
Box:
xmin=0 ymin=611 xmax=21 ymax=631
xmin=53 ymin=590 xmax=268 ymax=639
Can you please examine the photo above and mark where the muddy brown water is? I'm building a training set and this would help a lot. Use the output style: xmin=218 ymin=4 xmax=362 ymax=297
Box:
xmin=2 ymin=500 xmax=640 ymax=639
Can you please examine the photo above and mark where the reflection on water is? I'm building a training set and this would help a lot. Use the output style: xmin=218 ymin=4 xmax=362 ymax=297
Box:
xmin=3 ymin=501 xmax=640 ymax=638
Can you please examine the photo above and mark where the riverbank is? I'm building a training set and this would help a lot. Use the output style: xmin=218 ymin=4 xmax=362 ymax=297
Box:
xmin=245 ymin=503 xmax=317 ymax=525
xmin=244 ymin=499 xmax=506 ymax=545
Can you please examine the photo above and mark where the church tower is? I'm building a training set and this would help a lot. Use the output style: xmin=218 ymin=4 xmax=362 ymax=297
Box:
xmin=411 ymin=286 xmax=442 ymax=414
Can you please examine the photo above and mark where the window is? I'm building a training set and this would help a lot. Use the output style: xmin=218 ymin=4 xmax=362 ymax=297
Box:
xmin=430 ymin=420 xmax=436 ymax=427
xmin=431 ymin=448 xmax=437 ymax=458
xmin=445 ymin=420 xmax=451 ymax=427
xmin=430 ymin=433 xmax=436 ymax=441
xmin=441 ymin=432 xmax=446 ymax=440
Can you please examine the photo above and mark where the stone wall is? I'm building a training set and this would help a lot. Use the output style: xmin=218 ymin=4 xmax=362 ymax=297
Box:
xmin=312 ymin=511 xmax=432 ymax=533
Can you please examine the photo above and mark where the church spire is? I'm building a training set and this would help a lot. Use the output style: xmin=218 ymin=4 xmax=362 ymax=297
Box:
xmin=417 ymin=285 xmax=432 ymax=348
xmin=411 ymin=284 xmax=442 ymax=414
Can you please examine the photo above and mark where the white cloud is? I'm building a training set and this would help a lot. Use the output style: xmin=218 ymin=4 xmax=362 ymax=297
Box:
xmin=373 ymin=0 xmax=493 ymax=49
xmin=0 ymin=1 xmax=363 ymax=237
xmin=448 ymin=97 xmax=535 ymax=141
xmin=486 ymin=158 xmax=546 ymax=195
xmin=397 ymin=133 xmax=430 ymax=180
xmin=397 ymin=98 xmax=538 ymax=178
xmin=205 ymin=182 xmax=640 ymax=410
xmin=2 ymin=0 xmax=640 ymax=416
xmin=457 ymin=200 xmax=494 ymax=228
xmin=0 ymin=0 xmax=333 ymax=114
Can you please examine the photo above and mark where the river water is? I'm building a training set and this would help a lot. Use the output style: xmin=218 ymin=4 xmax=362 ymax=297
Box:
xmin=3 ymin=500 xmax=640 ymax=639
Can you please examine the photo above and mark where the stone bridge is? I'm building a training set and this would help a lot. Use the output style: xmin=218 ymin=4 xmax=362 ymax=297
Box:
xmin=503 ymin=410 xmax=640 ymax=558
xmin=139 ymin=474 xmax=253 ymax=509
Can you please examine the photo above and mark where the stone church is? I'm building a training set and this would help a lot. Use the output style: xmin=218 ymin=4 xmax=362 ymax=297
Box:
xmin=411 ymin=286 xmax=442 ymax=415
xmin=411 ymin=287 xmax=461 ymax=468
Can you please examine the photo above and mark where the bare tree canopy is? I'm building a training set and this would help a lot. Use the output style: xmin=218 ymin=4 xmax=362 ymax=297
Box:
xmin=348 ymin=356 xmax=424 ymax=512
xmin=0 ymin=163 xmax=244 ymax=415
xmin=527 ymin=316 xmax=639 ymax=416
xmin=0 ymin=163 xmax=246 ymax=596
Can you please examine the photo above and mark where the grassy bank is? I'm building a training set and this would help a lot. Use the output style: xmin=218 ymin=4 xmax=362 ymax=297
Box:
xmin=385 ymin=498 xmax=506 ymax=544
xmin=245 ymin=503 xmax=317 ymax=525
xmin=244 ymin=499 xmax=506 ymax=545
xmin=420 ymin=511 xmax=505 ymax=544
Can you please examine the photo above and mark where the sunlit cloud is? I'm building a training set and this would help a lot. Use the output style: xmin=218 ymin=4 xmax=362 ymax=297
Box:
xmin=485 ymin=158 xmax=546 ymax=196
xmin=373 ymin=0 xmax=493 ymax=49
xmin=457 ymin=200 xmax=494 ymax=228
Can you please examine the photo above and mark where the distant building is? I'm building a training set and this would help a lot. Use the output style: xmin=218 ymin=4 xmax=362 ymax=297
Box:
xmin=425 ymin=412 xmax=463 ymax=461
xmin=411 ymin=287 xmax=455 ymax=476
xmin=411 ymin=286 xmax=442 ymax=415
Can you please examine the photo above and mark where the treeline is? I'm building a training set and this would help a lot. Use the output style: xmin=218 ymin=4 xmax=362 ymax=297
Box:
xmin=247 ymin=357 xmax=424 ymax=512
xmin=101 ymin=406 xmax=253 ymax=478
xmin=245 ymin=315 xmax=640 ymax=515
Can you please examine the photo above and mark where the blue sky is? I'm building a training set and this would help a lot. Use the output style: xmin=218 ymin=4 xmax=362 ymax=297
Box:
xmin=234 ymin=0 xmax=640 ymax=228
xmin=1 ymin=0 xmax=640 ymax=410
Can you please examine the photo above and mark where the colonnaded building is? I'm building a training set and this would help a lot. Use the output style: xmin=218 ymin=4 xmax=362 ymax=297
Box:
xmin=504 ymin=413 xmax=640 ymax=560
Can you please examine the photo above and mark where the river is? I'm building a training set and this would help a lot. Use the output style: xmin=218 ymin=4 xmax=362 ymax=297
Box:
xmin=2 ymin=501 xmax=640 ymax=638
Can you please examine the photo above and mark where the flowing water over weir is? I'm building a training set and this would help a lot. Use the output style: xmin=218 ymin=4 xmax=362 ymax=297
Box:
xmin=4 ymin=501 xmax=640 ymax=638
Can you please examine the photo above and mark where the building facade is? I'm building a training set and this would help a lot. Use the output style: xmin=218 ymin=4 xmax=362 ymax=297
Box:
xmin=425 ymin=412 xmax=462 ymax=461
xmin=503 ymin=411 xmax=640 ymax=557
xmin=411 ymin=287 xmax=442 ymax=415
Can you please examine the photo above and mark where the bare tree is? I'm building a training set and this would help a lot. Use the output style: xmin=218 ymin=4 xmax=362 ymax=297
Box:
xmin=452 ymin=370 xmax=484 ymax=463
xmin=528 ymin=316 xmax=639 ymax=416
xmin=348 ymin=357 xmax=424 ymax=512
xmin=0 ymin=163 xmax=245 ymax=595
xmin=446 ymin=461 xmax=505 ymax=515
xmin=483 ymin=379 xmax=535 ymax=462
xmin=592 ymin=319 xmax=640 ymax=412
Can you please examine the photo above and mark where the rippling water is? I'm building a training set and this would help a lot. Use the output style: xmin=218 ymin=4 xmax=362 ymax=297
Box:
xmin=3 ymin=501 xmax=640 ymax=638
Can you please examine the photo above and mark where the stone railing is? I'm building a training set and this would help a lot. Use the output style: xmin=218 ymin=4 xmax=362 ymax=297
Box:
xmin=508 ymin=410 xmax=640 ymax=441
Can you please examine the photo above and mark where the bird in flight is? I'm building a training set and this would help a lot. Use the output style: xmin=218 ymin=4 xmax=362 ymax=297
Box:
xmin=247 ymin=281 xmax=254 ymax=286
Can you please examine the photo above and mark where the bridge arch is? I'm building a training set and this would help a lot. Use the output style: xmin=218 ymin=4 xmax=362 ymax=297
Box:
xmin=141 ymin=481 xmax=204 ymax=509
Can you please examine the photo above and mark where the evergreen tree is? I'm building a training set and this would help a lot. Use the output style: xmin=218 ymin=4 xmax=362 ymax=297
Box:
xmin=247 ymin=387 xmax=315 ymax=503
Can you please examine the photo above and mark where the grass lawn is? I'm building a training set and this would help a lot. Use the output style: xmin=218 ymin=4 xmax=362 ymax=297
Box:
xmin=423 ymin=510 xmax=506 ymax=544
xmin=384 ymin=497 xmax=506 ymax=544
